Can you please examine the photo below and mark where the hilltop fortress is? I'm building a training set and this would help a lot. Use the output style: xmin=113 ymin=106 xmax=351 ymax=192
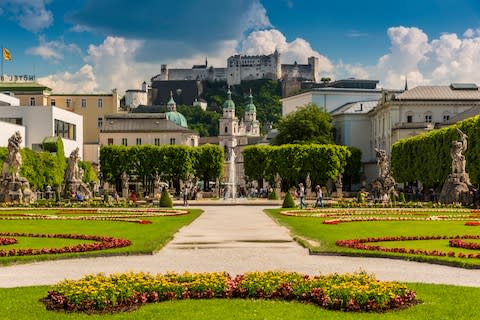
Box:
xmin=153 ymin=50 xmax=319 ymax=85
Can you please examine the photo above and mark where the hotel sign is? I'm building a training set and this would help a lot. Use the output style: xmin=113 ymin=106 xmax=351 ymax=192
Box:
xmin=1 ymin=74 xmax=36 ymax=82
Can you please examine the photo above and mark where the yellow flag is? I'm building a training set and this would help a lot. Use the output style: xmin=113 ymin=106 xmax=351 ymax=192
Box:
xmin=3 ymin=48 xmax=12 ymax=61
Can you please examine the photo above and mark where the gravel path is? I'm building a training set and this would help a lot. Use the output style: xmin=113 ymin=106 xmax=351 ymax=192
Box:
xmin=1 ymin=205 xmax=479 ymax=288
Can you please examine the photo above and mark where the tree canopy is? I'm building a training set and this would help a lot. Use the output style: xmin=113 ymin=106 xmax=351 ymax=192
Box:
xmin=273 ymin=103 xmax=333 ymax=145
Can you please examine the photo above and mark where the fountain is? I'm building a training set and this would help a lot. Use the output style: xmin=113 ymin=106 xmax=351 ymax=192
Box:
xmin=225 ymin=147 xmax=236 ymax=202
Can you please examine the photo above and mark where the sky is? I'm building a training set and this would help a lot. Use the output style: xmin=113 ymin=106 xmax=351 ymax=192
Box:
xmin=1 ymin=0 xmax=480 ymax=94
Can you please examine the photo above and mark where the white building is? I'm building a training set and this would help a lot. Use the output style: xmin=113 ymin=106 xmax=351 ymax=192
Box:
xmin=282 ymin=87 xmax=383 ymax=115
xmin=0 ymin=105 xmax=83 ymax=158
xmin=125 ymin=82 xmax=149 ymax=109
xmin=369 ymin=84 xmax=480 ymax=158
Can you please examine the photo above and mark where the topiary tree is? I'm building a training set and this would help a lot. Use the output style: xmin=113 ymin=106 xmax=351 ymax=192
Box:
xmin=268 ymin=189 xmax=278 ymax=200
xmin=282 ymin=191 xmax=296 ymax=208
xmin=159 ymin=188 xmax=173 ymax=208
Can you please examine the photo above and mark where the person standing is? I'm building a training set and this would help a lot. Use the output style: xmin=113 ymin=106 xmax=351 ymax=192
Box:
xmin=182 ymin=185 xmax=189 ymax=207
xmin=298 ymin=183 xmax=306 ymax=209
xmin=315 ymin=185 xmax=324 ymax=208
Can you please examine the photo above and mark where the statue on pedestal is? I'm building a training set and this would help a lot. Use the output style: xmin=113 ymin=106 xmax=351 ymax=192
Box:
xmin=0 ymin=131 xmax=35 ymax=203
xmin=121 ymin=172 xmax=129 ymax=199
xmin=63 ymin=148 xmax=91 ymax=199
xmin=440 ymin=128 xmax=475 ymax=204
xmin=368 ymin=148 xmax=396 ymax=202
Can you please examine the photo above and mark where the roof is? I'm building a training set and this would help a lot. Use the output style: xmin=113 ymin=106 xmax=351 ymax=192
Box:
xmin=102 ymin=113 xmax=192 ymax=133
xmin=223 ymin=89 xmax=235 ymax=109
xmin=331 ymin=100 xmax=378 ymax=116
xmin=0 ymin=82 xmax=52 ymax=92
xmin=166 ymin=111 xmax=188 ymax=128
xmin=245 ymin=93 xmax=256 ymax=112
xmin=396 ymin=85 xmax=480 ymax=100
xmin=442 ymin=107 xmax=480 ymax=125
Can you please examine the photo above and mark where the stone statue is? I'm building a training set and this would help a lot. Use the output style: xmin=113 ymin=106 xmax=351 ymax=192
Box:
xmin=0 ymin=132 xmax=35 ymax=203
xmin=63 ymin=148 xmax=91 ymax=199
xmin=375 ymin=148 xmax=389 ymax=178
xmin=440 ymin=128 xmax=475 ymax=204
xmin=368 ymin=148 xmax=395 ymax=202
xmin=153 ymin=174 xmax=161 ymax=189
xmin=121 ymin=172 xmax=129 ymax=198
xmin=274 ymin=173 xmax=282 ymax=189
xmin=65 ymin=148 xmax=81 ymax=182
xmin=451 ymin=128 xmax=467 ymax=174
xmin=2 ymin=131 xmax=22 ymax=182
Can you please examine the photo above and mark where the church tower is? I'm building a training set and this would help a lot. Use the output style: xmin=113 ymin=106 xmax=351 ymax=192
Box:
xmin=219 ymin=88 xmax=239 ymax=149
xmin=244 ymin=89 xmax=260 ymax=136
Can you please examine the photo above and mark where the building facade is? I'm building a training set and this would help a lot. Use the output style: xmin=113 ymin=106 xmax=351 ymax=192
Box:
xmin=369 ymin=84 xmax=480 ymax=158
xmin=153 ymin=51 xmax=318 ymax=86
xmin=0 ymin=105 xmax=83 ymax=158
xmin=281 ymin=80 xmax=383 ymax=115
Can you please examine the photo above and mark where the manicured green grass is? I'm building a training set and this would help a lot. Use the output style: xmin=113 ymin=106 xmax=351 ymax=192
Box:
xmin=0 ymin=283 xmax=479 ymax=319
xmin=0 ymin=209 xmax=201 ymax=265
xmin=266 ymin=209 xmax=480 ymax=267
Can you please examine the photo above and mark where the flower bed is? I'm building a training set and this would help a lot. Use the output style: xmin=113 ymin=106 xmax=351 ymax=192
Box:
xmin=0 ymin=208 xmax=189 ymax=224
xmin=0 ymin=237 xmax=17 ymax=245
xmin=0 ymin=232 xmax=130 ymax=257
xmin=449 ymin=239 xmax=480 ymax=250
xmin=465 ymin=221 xmax=480 ymax=226
xmin=336 ymin=235 xmax=480 ymax=259
xmin=42 ymin=271 xmax=416 ymax=313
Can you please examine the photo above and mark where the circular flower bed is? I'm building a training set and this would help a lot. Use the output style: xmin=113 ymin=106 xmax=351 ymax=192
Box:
xmin=336 ymin=235 xmax=480 ymax=259
xmin=42 ymin=271 xmax=416 ymax=313
xmin=0 ymin=232 xmax=130 ymax=257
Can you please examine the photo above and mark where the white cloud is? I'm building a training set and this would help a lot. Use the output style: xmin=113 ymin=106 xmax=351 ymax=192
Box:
xmin=69 ymin=24 xmax=93 ymax=33
xmin=38 ymin=64 xmax=97 ymax=93
xmin=26 ymin=36 xmax=81 ymax=61
xmin=3 ymin=0 xmax=53 ymax=32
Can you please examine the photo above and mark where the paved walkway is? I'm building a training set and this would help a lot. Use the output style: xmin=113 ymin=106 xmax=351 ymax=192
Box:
xmin=1 ymin=206 xmax=480 ymax=288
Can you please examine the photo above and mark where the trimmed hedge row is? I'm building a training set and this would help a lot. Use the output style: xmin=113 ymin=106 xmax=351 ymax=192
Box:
xmin=100 ymin=144 xmax=223 ymax=191
xmin=243 ymin=144 xmax=353 ymax=189
xmin=391 ymin=115 xmax=480 ymax=187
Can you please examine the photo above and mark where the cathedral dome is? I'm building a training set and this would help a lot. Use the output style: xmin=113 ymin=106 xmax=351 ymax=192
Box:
xmin=223 ymin=88 xmax=235 ymax=109
xmin=166 ymin=111 xmax=188 ymax=128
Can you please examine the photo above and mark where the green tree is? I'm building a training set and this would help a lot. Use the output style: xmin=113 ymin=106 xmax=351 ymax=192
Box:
xmin=177 ymin=105 xmax=220 ymax=137
xmin=273 ymin=103 xmax=333 ymax=145
xmin=192 ymin=144 xmax=224 ymax=190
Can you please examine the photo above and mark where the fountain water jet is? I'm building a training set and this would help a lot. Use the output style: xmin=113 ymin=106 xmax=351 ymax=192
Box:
xmin=225 ymin=147 xmax=236 ymax=202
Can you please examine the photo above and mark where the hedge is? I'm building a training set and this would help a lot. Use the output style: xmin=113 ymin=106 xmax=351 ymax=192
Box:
xmin=243 ymin=144 xmax=351 ymax=189
xmin=391 ymin=115 xmax=480 ymax=187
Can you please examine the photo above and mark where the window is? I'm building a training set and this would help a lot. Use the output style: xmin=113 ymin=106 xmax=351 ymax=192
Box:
xmin=443 ymin=114 xmax=450 ymax=121
xmin=54 ymin=119 xmax=76 ymax=140
xmin=154 ymin=138 xmax=160 ymax=146
xmin=107 ymin=138 xmax=114 ymax=145
xmin=30 ymin=97 xmax=35 ymax=106
xmin=425 ymin=114 xmax=432 ymax=123
xmin=122 ymin=138 xmax=128 ymax=146
xmin=0 ymin=117 xmax=22 ymax=125
xmin=50 ymin=98 xmax=56 ymax=106
xmin=81 ymin=99 xmax=87 ymax=108
xmin=224 ymin=126 xmax=228 ymax=133
xmin=97 ymin=117 xmax=103 ymax=128
xmin=136 ymin=138 xmax=142 ymax=145
xmin=407 ymin=115 xmax=413 ymax=123
xmin=97 ymin=98 xmax=103 ymax=108
xmin=66 ymin=98 xmax=72 ymax=108
xmin=170 ymin=138 xmax=176 ymax=145
xmin=191 ymin=138 xmax=195 ymax=146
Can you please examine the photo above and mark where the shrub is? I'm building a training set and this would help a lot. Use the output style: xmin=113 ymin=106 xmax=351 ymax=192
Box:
xmin=357 ymin=191 xmax=366 ymax=203
xmin=159 ymin=189 xmax=173 ymax=208
xmin=268 ymin=189 xmax=278 ymax=200
xmin=399 ymin=192 xmax=406 ymax=203
xmin=282 ymin=191 xmax=296 ymax=208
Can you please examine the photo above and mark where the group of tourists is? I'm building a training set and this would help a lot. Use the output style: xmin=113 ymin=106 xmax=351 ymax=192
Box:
xmin=297 ymin=183 xmax=324 ymax=209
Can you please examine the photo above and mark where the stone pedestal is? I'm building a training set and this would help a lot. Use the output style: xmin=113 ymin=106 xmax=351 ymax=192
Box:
xmin=439 ymin=173 xmax=474 ymax=204
xmin=64 ymin=179 xmax=92 ymax=199
xmin=0 ymin=177 xmax=35 ymax=204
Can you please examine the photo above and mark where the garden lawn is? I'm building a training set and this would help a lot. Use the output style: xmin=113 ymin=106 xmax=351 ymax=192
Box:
xmin=266 ymin=209 xmax=480 ymax=268
xmin=0 ymin=209 xmax=201 ymax=265
xmin=0 ymin=283 xmax=478 ymax=319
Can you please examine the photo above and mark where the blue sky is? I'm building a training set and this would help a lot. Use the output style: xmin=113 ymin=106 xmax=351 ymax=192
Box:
xmin=1 ymin=0 xmax=480 ymax=93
